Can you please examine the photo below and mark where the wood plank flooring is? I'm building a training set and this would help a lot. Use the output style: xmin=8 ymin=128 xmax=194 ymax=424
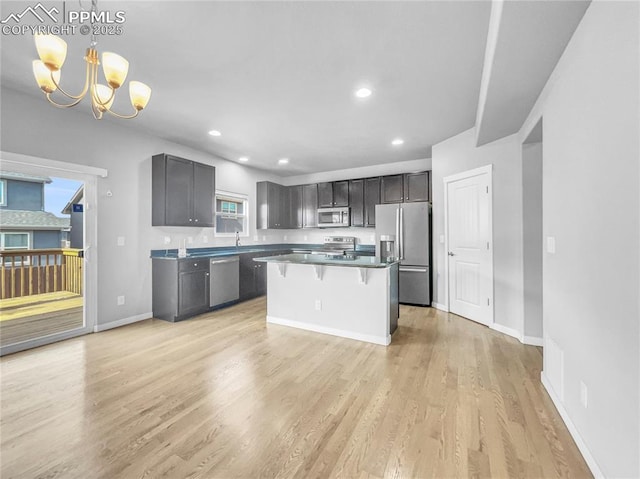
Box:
xmin=0 ymin=298 xmax=591 ymax=478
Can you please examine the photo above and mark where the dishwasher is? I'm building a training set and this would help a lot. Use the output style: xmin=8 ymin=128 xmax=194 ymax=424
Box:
xmin=209 ymin=256 xmax=240 ymax=308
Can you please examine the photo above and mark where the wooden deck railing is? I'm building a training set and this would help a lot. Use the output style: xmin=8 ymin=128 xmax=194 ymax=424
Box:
xmin=0 ymin=249 xmax=83 ymax=299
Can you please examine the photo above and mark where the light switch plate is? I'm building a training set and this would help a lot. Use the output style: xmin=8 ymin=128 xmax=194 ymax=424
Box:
xmin=440 ymin=235 xmax=445 ymax=244
xmin=163 ymin=236 xmax=171 ymax=245
xmin=187 ymin=236 xmax=193 ymax=244
xmin=546 ymin=236 xmax=556 ymax=254
xmin=117 ymin=295 xmax=125 ymax=306
xmin=116 ymin=236 xmax=125 ymax=246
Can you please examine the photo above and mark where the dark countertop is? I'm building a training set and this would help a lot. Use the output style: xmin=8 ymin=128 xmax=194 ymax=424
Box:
xmin=253 ymin=253 xmax=397 ymax=269
xmin=151 ymin=243 xmax=375 ymax=260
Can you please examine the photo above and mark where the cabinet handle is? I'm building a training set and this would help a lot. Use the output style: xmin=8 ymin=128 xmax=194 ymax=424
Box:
xmin=206 ymin=272 xmax=209 ymax=276
xmin=195 ymin=219 xmax=199 ymax=222
xmin=194 ymin=263 xmax=198 ymax=266
xmin=189 ymin=218 xmax=193 ymax=222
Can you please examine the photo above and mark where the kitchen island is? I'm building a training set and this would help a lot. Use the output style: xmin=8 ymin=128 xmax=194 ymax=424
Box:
xmin=254 ymin=253 xmax=399 ymax=345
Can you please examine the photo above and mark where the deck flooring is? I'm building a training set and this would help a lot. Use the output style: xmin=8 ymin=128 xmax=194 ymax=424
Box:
xmin=0 ymin=292 xmax=83 ymax=347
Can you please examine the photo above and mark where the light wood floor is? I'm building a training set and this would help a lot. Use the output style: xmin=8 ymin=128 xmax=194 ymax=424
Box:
xmin=0 ymin=298 xmax=591 ymax=478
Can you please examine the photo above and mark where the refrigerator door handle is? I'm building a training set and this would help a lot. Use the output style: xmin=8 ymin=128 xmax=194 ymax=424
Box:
xmin=395 ymin=207 xmax=400 ymax=259
xmin=399 ymin=206 xmax=404 ymax=260
xmin=399 ymin=267 xmax=428 ymax=273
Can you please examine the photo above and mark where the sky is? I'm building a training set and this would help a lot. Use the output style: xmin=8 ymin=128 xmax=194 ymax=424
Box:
xmin=44 ymin=177 xmax=83 ymax=217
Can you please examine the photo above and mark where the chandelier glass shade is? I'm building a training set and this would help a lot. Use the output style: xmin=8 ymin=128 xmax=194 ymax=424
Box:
xmin=32 ymin=29 xmax=151 ymax=120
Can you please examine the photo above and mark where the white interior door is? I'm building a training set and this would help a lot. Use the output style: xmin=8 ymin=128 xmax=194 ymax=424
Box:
xmin=445 ymin=166 xmax=493 ymax=326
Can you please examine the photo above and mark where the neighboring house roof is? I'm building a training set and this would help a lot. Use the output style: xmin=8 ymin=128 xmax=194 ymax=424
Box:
xmin=0 ymin=210 xmax=69 ymax=230
xmin=0 ymin=171 xmax=51 ymax=184
xmin=61 ymin=186 xmax=84 ymax=215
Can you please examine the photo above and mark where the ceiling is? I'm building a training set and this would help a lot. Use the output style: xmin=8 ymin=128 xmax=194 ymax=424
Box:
xmin=0 ymin=1 xmax=589 ymax=175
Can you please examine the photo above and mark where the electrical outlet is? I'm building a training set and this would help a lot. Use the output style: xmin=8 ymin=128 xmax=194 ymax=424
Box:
xmin=262 ymin=235 xmax=266 ymax=241
xmin=187 ymin=236 xmax=193 ymax=244
xmin=164 ymin=236 xmax=171 ymax=245
xmin=303 ymin=235 xmax=308 ymax=241
xmin=117 ymin=295 xmax=125 ymax=306
xmin=580 ymin=381 xmax=588 ymax=408
xmin=253 ymin=236 xmax=259 ymax=242
xmin=546 ymin=236 xmax=556 ymax=254
xmin=283 ymin=235 xmax=288 ymax=240
xmin=439 ymin=234 xmax=445 ymax=244
xmin=117 ymin=236 xmax=125 ymax=246
xmin=315 ymin=299 xmax=322 ymax=311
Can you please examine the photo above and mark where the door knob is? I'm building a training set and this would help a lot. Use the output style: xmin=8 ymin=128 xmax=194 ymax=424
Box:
xmin=448 ymin=252 xmax=455 ymax=256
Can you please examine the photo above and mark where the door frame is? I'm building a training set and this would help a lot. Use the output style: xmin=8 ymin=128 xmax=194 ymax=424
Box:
xmin=443 ymin=164 xmax=494 ymax=325
xmin=0 ymin=151 xmax=107 ymax=355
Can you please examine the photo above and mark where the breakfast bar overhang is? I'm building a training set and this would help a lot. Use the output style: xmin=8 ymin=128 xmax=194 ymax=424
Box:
xmin=254 ymin=253 xmax=399 ymax=345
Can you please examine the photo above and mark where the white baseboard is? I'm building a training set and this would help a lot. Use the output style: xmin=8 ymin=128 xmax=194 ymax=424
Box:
xmin=541 ymin=372 xmax=604 ymax=478
xmin=523 ymin=335 xmax=544 ymax=347
xmin=94 ymin=312 xmax=152 ymax=332
xmin=266 ymin=315 xmax=391 ymax=346
xmin=490 ymin=322 xmax=522 ymax=341
xmin=431 ymin=302 xmax=449 ymax=312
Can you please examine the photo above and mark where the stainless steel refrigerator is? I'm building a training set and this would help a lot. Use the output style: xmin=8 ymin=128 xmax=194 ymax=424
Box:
xmin=375 ymin=202 xmax=430 ymax=306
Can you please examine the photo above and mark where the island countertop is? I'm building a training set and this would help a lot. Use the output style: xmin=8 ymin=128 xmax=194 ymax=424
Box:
xmin=253 ymin=253 xmax=397 ymax=268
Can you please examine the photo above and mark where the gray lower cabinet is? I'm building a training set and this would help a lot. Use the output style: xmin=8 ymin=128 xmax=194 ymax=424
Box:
xmin=152 ymin=258 xmax=210 ymax=322
xmin=239 ymin=250 xmax=290 ymax=300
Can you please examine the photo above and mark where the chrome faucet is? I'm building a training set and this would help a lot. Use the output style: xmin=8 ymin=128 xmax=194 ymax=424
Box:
xmin=235 ymin=231 xmax=241 ymax=247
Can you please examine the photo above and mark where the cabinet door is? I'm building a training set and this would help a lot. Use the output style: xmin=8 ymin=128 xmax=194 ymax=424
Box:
xmin=267 ymin=182 xmax=282 ymax=228
xmin=349 ymin=179 xmax=364 ymax=227
xmin=255 ymin=262 xmax=267 ymax=295
xmin=302 ymin=184 xmax=318 ymax=228
xmin=279 ymin=185 xmax=290 ymax=229
xmin=404 ymin=172 xmax=429 ymax=202
xmin=317 ymin=182 xmax=334 ymax=208
xmin=381 ymin=175 xmax=404 ymax=203
xmin=178 ymin=270 xmax=209 ymax=316
xmin=333 ymin=180 xmax=349 ymax=207
xmin=289 ymin=185 xmax=303 ymax=229
xmin=239 ymin=254 xmax=256 ymax=300
xmin=165 ymin=156 xmax=194 ymax=226
xmin=193 ymin=163 xmax=215 ymax=226
xmin=364 ymin=177 xmax=380 ymax=227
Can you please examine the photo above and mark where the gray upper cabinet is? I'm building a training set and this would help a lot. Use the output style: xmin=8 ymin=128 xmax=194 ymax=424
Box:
xmin=152 ymin=154 xmax=215 ymax=227
xmin=317 ymin=181 xmax=349 ymax=207
xmin=381 ymin=174 xmax=404 ymax=204
xmin=364 ymin=177 xmax=380 ymax=227
xmin=349 ymin=179 xmax=365 ymax=227
xmin=257 ymin=181 xmax=288 ymax=229
xmin=289 ymin=185 xmax=303 ymax=229
xmin=302 ymin=184 xmax=318 ymax=228
xmin=404 ymin=171 xmax=430 ymax=202
xmin=317 ymin=182 xmax=333 ymax=208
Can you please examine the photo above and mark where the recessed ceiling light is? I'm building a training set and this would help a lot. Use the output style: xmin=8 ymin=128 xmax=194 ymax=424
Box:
xmin=208 ymin=130 xmax=221 ymax=137
xmin=391 ymin=138 xmax=404 ymax=146
xmin=355 ymin=87 xmax=372 ymax=99
xmin=278 ymin=158 xmax=289 ymax=165
xmin=238 ymin=157 xmax=249 ymax=163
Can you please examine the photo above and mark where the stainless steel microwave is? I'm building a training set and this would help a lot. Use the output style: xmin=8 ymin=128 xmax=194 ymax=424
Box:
xmin=317 ymin=207 xmax=350 ymax=228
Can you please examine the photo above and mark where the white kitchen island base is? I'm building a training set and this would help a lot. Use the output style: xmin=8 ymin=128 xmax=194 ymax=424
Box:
xmin=257 ymin=255 xmax=399 ymax=346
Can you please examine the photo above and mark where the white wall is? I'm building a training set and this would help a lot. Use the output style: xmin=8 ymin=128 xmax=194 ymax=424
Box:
xmin=519 ymin=1 xmax=639 ymax=476
xmin=0 ymin=87 xmax=282 ymax=327
xmin=522 ymin=142 xmax=543 ymax=339
xmin=431 ymin=128 xmax=524 ymax=335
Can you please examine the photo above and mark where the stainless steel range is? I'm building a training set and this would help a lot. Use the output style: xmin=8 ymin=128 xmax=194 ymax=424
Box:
xmin=317 ymin=236 xmax=357 ymax=256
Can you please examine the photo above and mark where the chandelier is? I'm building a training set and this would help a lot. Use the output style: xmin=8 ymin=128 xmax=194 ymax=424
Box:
xmin=31 ymin=0 xmax=151 ymax=120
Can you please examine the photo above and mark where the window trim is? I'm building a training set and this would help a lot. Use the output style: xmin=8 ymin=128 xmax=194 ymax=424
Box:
xmin=214 ymin=190 xmax=249 ymax=237
xmin=0 ymin=231 xmax=31 ymax=250
xmin=0 ymin=179 xmax=6 ymax=206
